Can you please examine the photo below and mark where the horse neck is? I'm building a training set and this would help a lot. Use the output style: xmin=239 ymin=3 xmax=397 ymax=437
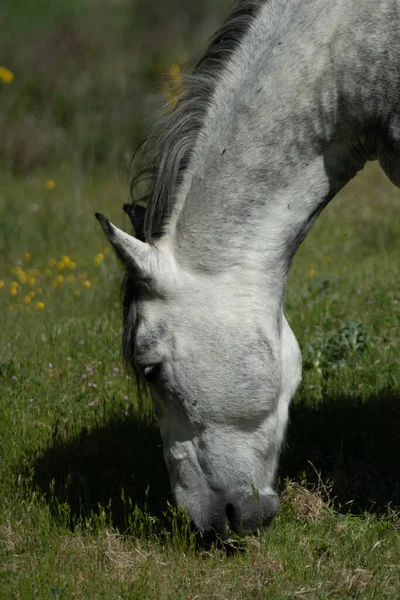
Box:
xmin=163 ymin=0 xmax=400 ymax=293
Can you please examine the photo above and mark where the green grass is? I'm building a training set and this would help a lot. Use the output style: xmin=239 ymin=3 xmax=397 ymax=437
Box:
xmin=0 ymin=162 xmax=399 ymax=598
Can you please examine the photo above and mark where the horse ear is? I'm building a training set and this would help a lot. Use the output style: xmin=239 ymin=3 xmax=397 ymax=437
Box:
xmin=123 ymin=203 xmax=146 ymax=240
xmin=95 ymin=212 xmax=155 ymax=279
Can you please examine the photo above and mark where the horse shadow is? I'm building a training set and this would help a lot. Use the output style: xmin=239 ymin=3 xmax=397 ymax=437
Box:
xmin=31 ymin=413 xmax=171 ymax=532
xmin=281 ymin=387 xmax=400 ymax=514
xmin=31 ymin=388 xmax=400 ymax=532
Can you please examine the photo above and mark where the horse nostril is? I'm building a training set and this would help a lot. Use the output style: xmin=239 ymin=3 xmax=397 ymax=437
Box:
xmin=225 ymin=502 xmax=235 ymax=525
xmin=226 ymin=493 xmax=279 ymax=534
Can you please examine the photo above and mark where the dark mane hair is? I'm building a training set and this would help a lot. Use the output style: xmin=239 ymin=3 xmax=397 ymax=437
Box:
xmin=129 ymin=0 xmax=266 ymax=244
xmin=123 ymin=0 xmax=266 ymax=369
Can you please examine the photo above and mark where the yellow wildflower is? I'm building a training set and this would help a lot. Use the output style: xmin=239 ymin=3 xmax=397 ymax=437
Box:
xmin=28 ymin=275 xmax=36 ymax=286
xmin=69 ymin=261 xmax=76 ymax=270
xmin=94 ymin=253 xmax=104 ymax=266
xmin=67 ymin=274 xmax=74 ymax=282
xmin=74 ymin=291 xmax=80 ymax=298
xmin=16 ymin=269 xmax=27 ymax=283
xmin=164 ymin=63 xmax=183 ymax=109
xmin=29 ymin=290 xmax=35 ymax=298
xmin=52 ymin=275 xmax=64 ymax=288
xmin=23 ymin=252 xmax=30 ymax=261
xmin=169 ymin=63 xmax=181 ymax=82
xmin=82 ymin=280 xmax=91 ymax=288
xmin=10 ymin=287 xmax=18 ymax=296
xmin=44 ymin=268 xmax=51 ymax=276
xmin=49 ymin=258 xmax=56 ymax=266
xmin=36 ymin=302 xmax=45 ymax=310
xmin=25 ymin=296 xmax=31 ymax=304
xmin=37 ymin=288 xmax=42 ymax=294
xmin=0 ymin=280 xmax=4 ymax=288
xmin=57 ymin=262 xmax=65 ymax=271
xmin=45 ymin=180 xmax=55 ymax=190
xmin=308 ymin=268 xmax=317 ymax=277
xmin=0 ymin=66 xmax=14 ymax=84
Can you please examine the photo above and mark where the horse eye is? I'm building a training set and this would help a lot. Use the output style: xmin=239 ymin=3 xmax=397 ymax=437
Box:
xmin=142 ymin=363 xmax=161 ymax=384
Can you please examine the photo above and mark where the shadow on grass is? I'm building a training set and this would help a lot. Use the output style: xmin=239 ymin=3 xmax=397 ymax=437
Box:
xmin=31 ymin=388 xmax=400 ymax=534
xmin=32 ymin=414 xmax=171 ymax=532
xmin=281 ymin=387 xmax=400 ymax=514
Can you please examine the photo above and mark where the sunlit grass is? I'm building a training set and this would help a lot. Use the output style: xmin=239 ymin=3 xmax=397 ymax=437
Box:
xmin=2 ymin=247 xmax=112 ymax=312
xmin=0 ymin=162 xmax=399 ymax=598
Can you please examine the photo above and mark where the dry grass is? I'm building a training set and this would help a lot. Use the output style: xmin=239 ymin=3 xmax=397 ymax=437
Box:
xmin=281 ymin=482 xmax=328 ymax=524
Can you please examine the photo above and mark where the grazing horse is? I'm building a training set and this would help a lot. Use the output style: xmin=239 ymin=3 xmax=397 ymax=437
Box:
xmin=96 ymin=0 xmax=400 ymax=538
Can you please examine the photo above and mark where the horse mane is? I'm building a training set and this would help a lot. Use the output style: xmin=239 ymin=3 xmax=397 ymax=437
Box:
xmin=123 ymin=0 xmax=266 ymax=369
xmin=129 ymin=0 xmax=267 ymax=243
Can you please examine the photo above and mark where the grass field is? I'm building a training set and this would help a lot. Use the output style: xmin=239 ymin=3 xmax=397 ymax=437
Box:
xmin=1 ymin=0 xmax=400 ymax=598
xmin=1 ymin=164 xmax=399 ymax=599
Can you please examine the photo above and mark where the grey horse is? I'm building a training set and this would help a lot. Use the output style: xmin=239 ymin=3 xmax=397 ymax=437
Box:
xmin=97 ymin=0 xmax=400 ymax=538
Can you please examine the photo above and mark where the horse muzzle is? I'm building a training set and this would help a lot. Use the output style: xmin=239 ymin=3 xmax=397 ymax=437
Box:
xmin=180 ymin=488 xmax=280 ymax=539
